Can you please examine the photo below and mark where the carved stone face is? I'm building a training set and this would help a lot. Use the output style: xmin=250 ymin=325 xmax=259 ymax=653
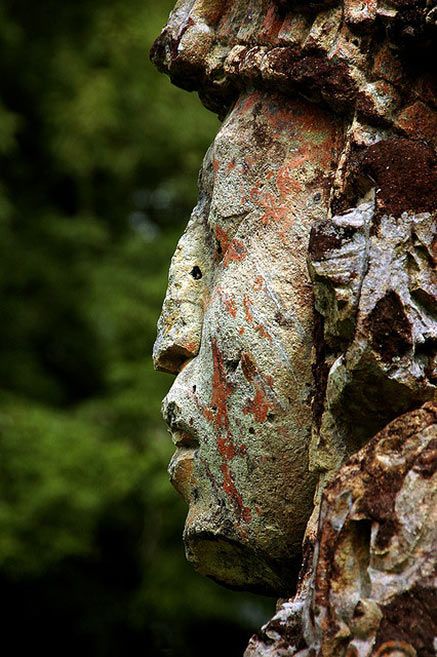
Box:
xmin=154 ymin=90 xmax=342 ymax=595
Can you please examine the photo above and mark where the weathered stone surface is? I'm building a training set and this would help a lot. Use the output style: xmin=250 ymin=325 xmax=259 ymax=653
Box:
xmin=151 ymin=0 xmax=436 ymax=651
xmin=151 ymin=0 xmax=436 ymax=130
xmin=309 ymin=207 xmax=437 ymax=474
xmin=245 ymin=402 xmax=437 ymax=657
xmin=154 ymin=90 xmax=342 ymax=595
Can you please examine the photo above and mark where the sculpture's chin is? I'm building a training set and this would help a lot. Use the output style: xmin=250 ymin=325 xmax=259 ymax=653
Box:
xmin=183 ymin=527 xmax=300 ymax=597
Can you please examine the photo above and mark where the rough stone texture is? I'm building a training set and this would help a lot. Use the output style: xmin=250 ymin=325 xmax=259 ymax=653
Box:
xmin=155 ymin=90 xmax=342 ymax=595
xmin=309 ymin=206 xmax=436 ymax=475
xmin=151 ymin=0 xmax=436 ymax=652
xmin=151 ymin=0 xmax=436 ymax=131
xmin=245 ymin=402 xmax=437 ymax=657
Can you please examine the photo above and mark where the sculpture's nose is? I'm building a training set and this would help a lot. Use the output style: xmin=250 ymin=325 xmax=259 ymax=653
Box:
xmin=153 ymin=211 xmax=210 ymax=374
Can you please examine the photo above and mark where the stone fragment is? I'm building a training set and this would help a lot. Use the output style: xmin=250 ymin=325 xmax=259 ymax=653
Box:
xmin=356 ymin=80 xmax=401 ymax=124
xmin=302 ymin=6 xmax=343 ymax=53
xmin=151 ymin=0 xmax=436 ymax=131
xmin=344 ymin=0 xmax=378 ymax=27
xmin=309 ymin=201 xmax=373 ymax=346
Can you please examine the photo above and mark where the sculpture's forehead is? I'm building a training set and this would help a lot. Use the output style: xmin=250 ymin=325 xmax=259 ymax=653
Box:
xmin=212 ymin=92 xmax=314 ymax=168
xmin=202 ymin=91 xmax=341 ymax=225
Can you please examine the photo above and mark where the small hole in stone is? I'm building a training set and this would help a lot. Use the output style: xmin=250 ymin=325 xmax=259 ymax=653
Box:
xmin=225 ymin=358 xmax=240 ymax=372
xmin=248 ymin=427 xmax=255 ymax=435
xmin=267 ymin=413 xmax=275 ymax=422
xmin=216 ymin=241 xmax=223 ymax=256
xmin=190 ymin=265 xmax=202 ymax=280
xmin=192 ymin=385 xmax=197 ymax=393
xmin=353 ymin=602 xmax=366 ymax=619
xmin=212 ymin=406 xmax=217 ymax=412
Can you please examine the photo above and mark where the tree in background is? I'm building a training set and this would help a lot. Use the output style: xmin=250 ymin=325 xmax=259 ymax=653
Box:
xmin=0 ymin=1 xmax=272 ymax=655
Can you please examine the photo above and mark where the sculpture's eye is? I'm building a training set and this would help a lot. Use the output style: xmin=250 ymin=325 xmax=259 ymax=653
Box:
xmin=190 ymin=266 xmax=202 ymax=280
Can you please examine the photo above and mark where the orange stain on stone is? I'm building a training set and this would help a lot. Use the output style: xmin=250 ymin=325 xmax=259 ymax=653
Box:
xmin=223 ymin=238 xmax=248 ymax=267
xmin=254 ymin=275 xmax=264 ymax=291
xmin=260 ymin=4 xmax=281 ymax=41
xmin=243 ymin=295 xmax=254 ymax=323
xmin=241 ymin=351 xmax=257 ymax=382
xmin=224 ymin=296 xmax=237 ymax=317
xmin=208 ymin=342 xmax=251 ymax=524
xmin=220 ymin=463 xmax=252 ymax=523
xmin=243 ymin=387 xmax=273 ymax=423
xmin=240 ymin=93 xmax=259 ymax=114
xmin=276 ymin=161 xmax=304 ymax=197
xmin=242 ymin=506 xmax=252 ymax=523
xmin=260 ymin=198 xmax=287 ymax=225
xmin=215 ymin=225 xmax=231 ymax=253
xmin=217 ymin=434 xmax=247 ymax=461
xmin=217 ymin=287 xmax=237 ymax=318
xmin=255 ymin=324 xmax=272 ymax=340
xmin=203 ymin=407 xmax=215 ymax=422
xmin=210 ymin=338 xmax=233 ymax=431
xmin=250 ymin=185 xmax=261 ymax=202
xmin=218 ymin=435 xmax=237 ymax=460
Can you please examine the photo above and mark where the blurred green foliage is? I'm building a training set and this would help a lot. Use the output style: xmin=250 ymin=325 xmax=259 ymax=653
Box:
xmin=0 ymin=0 xmax=273 ymax=655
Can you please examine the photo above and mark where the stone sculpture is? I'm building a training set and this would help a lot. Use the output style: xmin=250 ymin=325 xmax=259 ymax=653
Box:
xmin=151 ymin=1 xmax=436 ymax=654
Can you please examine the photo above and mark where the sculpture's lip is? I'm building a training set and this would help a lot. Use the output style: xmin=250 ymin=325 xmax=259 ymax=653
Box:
xmin=168 ymin=446 xmax=196 ymax=473
xmin=170 ymin=429 xmax=199 ymax=449
xmin=168 ymin=445 xmax=197 ymax=501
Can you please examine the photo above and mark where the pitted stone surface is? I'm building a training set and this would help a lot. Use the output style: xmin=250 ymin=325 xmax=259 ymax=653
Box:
xmin=309 ymin=208 xmax=437 ymax=474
